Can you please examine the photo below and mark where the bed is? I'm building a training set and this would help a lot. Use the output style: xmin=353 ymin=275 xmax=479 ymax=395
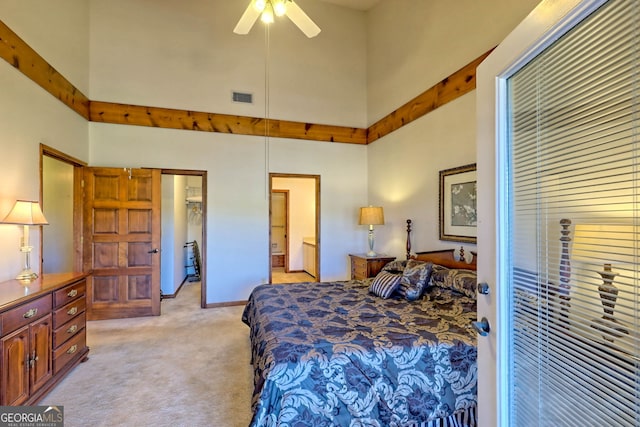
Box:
xmin=242 ymin=245 xmax=478 ymax=427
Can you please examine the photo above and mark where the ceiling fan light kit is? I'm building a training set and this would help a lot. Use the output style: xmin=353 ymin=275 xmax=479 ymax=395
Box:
xmin=234 ymin=0 xmax=321 ymax=38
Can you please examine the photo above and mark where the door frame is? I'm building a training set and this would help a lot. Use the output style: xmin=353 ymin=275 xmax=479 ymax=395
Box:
xmin=162 ymin=169 xmax=207 ymax=308
xmin=476 ymin=0 xmax=607 ymax=425
xmin=269 ymin=173 xmax=320 ymax=283
xmin=39 ymin=144 xmax=87 ymax=274
xmin=40 ymin=153 xmax=209 ymax=311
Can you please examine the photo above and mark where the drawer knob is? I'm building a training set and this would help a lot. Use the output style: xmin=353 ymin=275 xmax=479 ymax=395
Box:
xmin=67 ymin=289 xmax=78 ymax=298
xmin=67 ymin=307 xmax=78 ymax=316
xmin=23 ymin=308 xmax=38 ymax=319
xmin=67 ymin=345 xmax=78 ymax=354
xmin=67 ymin=325 xmax=78 ymax=334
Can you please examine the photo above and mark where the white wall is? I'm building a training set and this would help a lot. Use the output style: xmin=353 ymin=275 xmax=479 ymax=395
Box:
xmin=89 ymin=125 xmax=367 ymax=302
xmin=365 ymin=0 xmax=541 ymax=261
xmin=160 ymin=175 xmax=189 ymax=296
xmin=272 ymin=176 xmax=316 ymax=272
xmin=88 ymin=0 xmax=367 ymax=128
xmin=87 ymin=0 xmax=370 ymax=302
xmin=0 ymin=0 xmax=89 ymax=282
xmin=366 ymin=0 xmax=540 ymax=125
xmin=0 ymin=0 xmax=542 ymax=300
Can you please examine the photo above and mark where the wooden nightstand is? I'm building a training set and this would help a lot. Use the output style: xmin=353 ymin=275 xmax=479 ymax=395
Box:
xmin=349 ymin=254 xmax=396 ymax=280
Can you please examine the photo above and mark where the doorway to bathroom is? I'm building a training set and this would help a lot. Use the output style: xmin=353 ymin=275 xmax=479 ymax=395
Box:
xmin=269 ymin=173 xmax=320 ymax=284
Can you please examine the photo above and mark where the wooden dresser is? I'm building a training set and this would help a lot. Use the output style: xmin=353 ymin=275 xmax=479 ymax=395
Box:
xmin=0 ymin=272 xmax=89 ymax=405
xmin=349 ymin=254 xmax=396 ymax=280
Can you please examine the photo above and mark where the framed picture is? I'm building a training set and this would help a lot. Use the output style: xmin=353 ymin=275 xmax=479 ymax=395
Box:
xmin=439 ymin=163 xmax=477 ymax=243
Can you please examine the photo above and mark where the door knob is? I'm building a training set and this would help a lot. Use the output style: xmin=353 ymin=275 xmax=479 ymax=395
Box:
xmin=148 ymin=248 xmax=159 ymax=254
xmin=477 ymin=282 xmax=490 ymax=295
xmin=472 ymin=317 xmax=491 ymax=336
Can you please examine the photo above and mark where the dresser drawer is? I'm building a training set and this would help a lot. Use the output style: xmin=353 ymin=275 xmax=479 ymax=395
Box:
xmin=54 ymin=328 xmax=86 ymax=375
xmin=1 ymin=294 xmax=52 ymax=336
xmin=53 ymin=312 xmax=86 ymax=348
xmin=53 ymin=297 xmax=86 ymax=328
xmin=53 ymin=279 xmax=86 ymax=308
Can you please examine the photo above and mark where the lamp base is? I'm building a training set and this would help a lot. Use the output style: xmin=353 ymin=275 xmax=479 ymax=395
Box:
xmin=16 ymin=269 xmax=38 ymax=283
xmin=366 ymin=250 xmax=377 ymax=257
xmin=591 ymin=317 xmax=629 ymax=342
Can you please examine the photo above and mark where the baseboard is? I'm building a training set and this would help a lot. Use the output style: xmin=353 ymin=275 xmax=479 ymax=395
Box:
xmin=205 ymin=300 xmax=247 ymax=308
xmin=161 ymin=276 xmax=189 ymax=299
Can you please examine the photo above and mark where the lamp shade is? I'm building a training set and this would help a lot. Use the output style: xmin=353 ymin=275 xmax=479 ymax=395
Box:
xmin=1 ymin=200 xmax=49 ymax=225
xmin=359 ymin=206 xmax=384 ymax=226
xmin=572 ymin=223 xmax=636 ymax=266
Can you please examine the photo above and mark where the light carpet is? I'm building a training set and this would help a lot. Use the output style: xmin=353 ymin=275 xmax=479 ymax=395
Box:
xmin=41 ymin=282 xmax=254 ymax=427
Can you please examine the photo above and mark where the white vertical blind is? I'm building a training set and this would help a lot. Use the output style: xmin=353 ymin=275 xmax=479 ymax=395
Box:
xmin=507 ymin=0 xmax=640 ymax=425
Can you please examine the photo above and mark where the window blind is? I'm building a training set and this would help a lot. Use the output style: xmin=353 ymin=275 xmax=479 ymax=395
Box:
xmin=506 ymin=0 xmax=639 ymax=425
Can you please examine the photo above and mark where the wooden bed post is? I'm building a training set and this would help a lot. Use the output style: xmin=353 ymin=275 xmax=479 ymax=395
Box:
xmin=558 ymin=218 xmax=572 ymax=326
xmin=406 ymin=219 xmax=412 ymax=260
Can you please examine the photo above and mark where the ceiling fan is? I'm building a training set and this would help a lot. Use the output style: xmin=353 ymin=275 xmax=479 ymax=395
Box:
xmin=234 ymin=0 xmax=321 ymax=38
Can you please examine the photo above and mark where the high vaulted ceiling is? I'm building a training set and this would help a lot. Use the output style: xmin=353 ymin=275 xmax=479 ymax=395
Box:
xmin=318 ymin=0 xmax=381 ymax=11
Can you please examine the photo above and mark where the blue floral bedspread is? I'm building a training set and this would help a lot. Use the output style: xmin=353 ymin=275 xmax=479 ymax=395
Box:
xmin=242 ymin=279 xmax=477 ymax=427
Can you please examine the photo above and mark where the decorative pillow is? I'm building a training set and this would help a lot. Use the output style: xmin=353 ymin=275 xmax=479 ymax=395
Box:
xmin=397 ymin=259 xmax=433 ymax=301
xmin=381 ymin=260 xmax=407 ymax=274
xmin=369 ymin=271 xmax=402 ymax=299
xmin=429 ymin=267 xmax=477 ymax=298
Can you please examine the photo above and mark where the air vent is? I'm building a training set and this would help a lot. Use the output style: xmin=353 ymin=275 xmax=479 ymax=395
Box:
xmin=232 ymin=91 xmax=253 ymax=104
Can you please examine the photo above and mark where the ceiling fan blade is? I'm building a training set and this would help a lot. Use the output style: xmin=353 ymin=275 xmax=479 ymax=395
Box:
xmin=285 ymin=1 xmax=321 ymax=38
xmin=234 ymin=2 xmax=261 ymax=35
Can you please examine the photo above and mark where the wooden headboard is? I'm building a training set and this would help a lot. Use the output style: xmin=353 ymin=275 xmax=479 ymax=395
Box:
xmin=405 ymin=219 xmax=477 ymax=270
xmin=412 ymin=249 xmax=477 ymax=270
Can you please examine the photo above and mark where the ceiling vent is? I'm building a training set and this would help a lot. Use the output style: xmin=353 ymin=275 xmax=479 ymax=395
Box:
xmin=232 ymin=91 xmax=253 ymax=104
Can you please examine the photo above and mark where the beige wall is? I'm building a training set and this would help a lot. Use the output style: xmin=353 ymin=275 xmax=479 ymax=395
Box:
xmin=88 ymin=0 xmax=367 ymax=128
xmin=366 ymin=0 xmax=540 ymax=259
xmin=0 ymin=0 xmax=543 ymax=301
xmin=87 ymin=0 xmax=371 ymax=302
xmin=0 ymin=0 xmax=89 ymax=282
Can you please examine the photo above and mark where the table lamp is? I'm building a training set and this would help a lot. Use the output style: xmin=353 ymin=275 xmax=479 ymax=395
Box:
xmin=1 ymin=200 xmax=49 ymax=282
xmin=572 ymin=223 xmax=634 ymax=339
xmin=359 ymin=206 xmax=384 ymax=257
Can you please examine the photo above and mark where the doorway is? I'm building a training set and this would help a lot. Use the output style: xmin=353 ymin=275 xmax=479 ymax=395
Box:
xmin=161 ymin=169 xmax=207 ymax=308
xmin=40 ymin=149 xmax=208 ymax=315
xmin=269 ymin=173 xmax=320 ymax=284
xmin=271 ymin=190 xmax=289 ymax=271
xmin=40 ymin=144 xmax=86 ymax=274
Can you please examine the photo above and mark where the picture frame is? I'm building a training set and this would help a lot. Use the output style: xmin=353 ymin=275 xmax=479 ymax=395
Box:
xmin=439 ymin=163 xmax=477 ymax=244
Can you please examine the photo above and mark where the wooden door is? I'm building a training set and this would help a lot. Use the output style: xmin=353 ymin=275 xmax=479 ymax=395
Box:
xmin=84 ymin=168 xmax=161 ymax=320
xmin=29 ymin=315 xmax=52 ymax=394
xmin=476 ymin=1 xmax=606 ymax=424
xmin=270 ymin=191 xmax=288 ymax=270
xmin=1 ymin=326 xmax=29 ymax=405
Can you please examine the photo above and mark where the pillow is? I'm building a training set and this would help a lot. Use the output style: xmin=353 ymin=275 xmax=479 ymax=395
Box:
xmin=381 ymin=260 xmax=407 ymax=274
xmin=396 ymin=259 xmax=433 ymax=301
xmin=369 ymin=271 xmax=402 ymax=299
xmin=429 ymin=267 xmax=477 ymax=298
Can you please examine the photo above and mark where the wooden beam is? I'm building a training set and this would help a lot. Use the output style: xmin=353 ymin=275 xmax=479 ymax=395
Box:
xmin=89 ymin=101 xmax=368 ymax=145
xmin=0 ymin=20 xmax=89 ymax=120
xmin=366 ymin=48 xmax=494 ymax=144
xmin=0 ymin=17 xmax=490 ymax=146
